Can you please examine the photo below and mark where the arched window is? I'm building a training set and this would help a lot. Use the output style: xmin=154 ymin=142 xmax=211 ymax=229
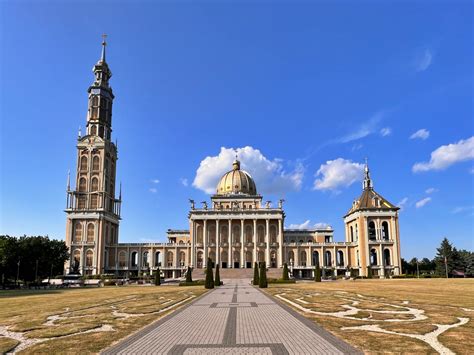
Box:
xmin=245 ymin=225 xmax=252 ymax=243
xmin=368 ymin=221 xmax=376 ymax=241
xmin=92 ymin=156 xmax=100 ymax=171
xmin=86 ymin=250 xmax=93 ymax=267
xmin=232 ymin=225 xmax=240 ymax=244
xmin=221 ymin=225 xmax=228 ymax=244
xmin=221 ymin=251 xmax=228 ymax=266
xmin=209 ymin=225 xmax=216 ymax=244
xmin=355 ymin=224 xmax=359 ymax=240
xmin=370 ymin=249 xmax=378 ymax=265
xmin=73 ymin=249 xmax=81 ymax=267
xmin=91 ymin=95 xmax=99 ymax=107
xmin=74 ymin=222 xmax=82 ymax=242
xmin=270 ymin=250 xmax=277 ymax=268
xmin=118 ymin=251 xmax=126 ymax=267
xmin=382 ymin=222 xmax=390 ymax=240
xmin=79 ymin=178 xmax=87 ymax=192
xmin=90 ymin=194 xmax=98 ymax=209
xmin=87 ymin=223 xmax=94 ymax=243
xmin=78 ymin=196 xmax=86 ymax=209
xmin=90 ymin=125 xmax=97 ymax=135
xmin=325 ymin=251 xmax=332 ymax=267
xmin=270 ymin=225 xmax=277 ymax=244
xmin=179 ymin=251 xmax=186 ymax=266
xmin=257 ymin=225 xmax=265 ymax=243
xmin=167 ymin=251 xmax=174 ymax=267
xmin=246 ymin=251 xmax=252 ymax=265
xmin=258 ymin=251 xmax=264 ymax=263
xmin=288 ymin=250 xmax=295 ymax=263
xmin=350 ymin=226 xmax=354 ymax=242
xmin=196 ymin=225 xmax=203 ymax=244
xmin=312 ymin=251 xmax=319 ymax=266
xmin=384 ymin=249 xmax=391 ymax=265
xmin=155 ymin=251 xmax=161 ymax=267
xmin=80 ymin=156 xmax=88 ymax=171
xmin=299 ymin=239 xmax=304 ymax=244
xmin=337 ymin=250 xmax=344 ymax=267
xmin=300 ymin=251 xmax=307 ymax=266
xmin=91 ymin=177 xmax=99 ymax=191
xmin=131 ymin=251 xmax=138 ymax=267
xmin=142 ymin=252 xmax=149 ymax=268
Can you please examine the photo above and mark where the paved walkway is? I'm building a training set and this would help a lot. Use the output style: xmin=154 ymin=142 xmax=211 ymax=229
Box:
xmin=104 ymin=279 xmax=360 ymax=354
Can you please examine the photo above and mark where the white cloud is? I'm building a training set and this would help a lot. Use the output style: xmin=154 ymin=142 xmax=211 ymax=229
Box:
xmin=287 ymin=220 xmax=329 ymax=230
xmin=313 ymin=158 xmax=364 ymax=192
xmin=151 ymin=179 xmax=160 ymax=184
xmin=351 ymin=143 xmax=363 ymax=151
xmin=149 ymin=188 xmax=158 ymax=193
xmin=413 ymin=136 xmax=474 ymax=172
xmin=336 ymin=110 xmax=386 ymax=144
xmin=193 ymin=146 xmax=304 ymax=195
xmin=397 ymin=197 xmax=409 ymax=211
xmin=180 ymin=178 xmax=189 ymax=187
xmin=410 ymin=128 xmax=430 ymax=140
xmin=451 ymin=206 xmax=474 ymax=214
xmin=380 ymin=127 xmax=392 ymax=137
xmin=469 ymin=167 xmax=474 ymax=174
xmin=415 ymin=197 xmax=432 ymax=208
xmin=425 ymin=187 xmax=438 ymax=194
xmin=415 ymin=48 xmax=433 ymax=72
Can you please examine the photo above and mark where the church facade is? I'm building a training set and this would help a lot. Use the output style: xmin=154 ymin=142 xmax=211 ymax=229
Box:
xmin=64 ymin=41 xmax=402 ymax=278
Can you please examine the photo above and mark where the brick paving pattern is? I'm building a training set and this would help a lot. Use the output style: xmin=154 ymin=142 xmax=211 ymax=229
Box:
xmin=103 ymin=279 xmax=360 ymax=354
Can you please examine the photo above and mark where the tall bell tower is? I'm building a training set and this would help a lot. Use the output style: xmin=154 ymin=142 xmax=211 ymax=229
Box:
xmin=64 ymin=36 xmax=121 ymax=275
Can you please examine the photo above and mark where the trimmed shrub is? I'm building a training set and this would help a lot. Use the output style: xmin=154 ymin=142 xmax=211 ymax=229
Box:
xmin=282 ymin=263 xmax=289 ymax=281
xmin=179 ymin=280 xmax=206 ymax=286
xmin=259 ymin=262 xmax=268 ymax=288
xmin=205 ymin=258 xmax=214 ymax=289
xmin=186 ymin=266 xmax=193 ymax=283
xmin=314 ymin=265 xmax=321 ymax=282
xmin=214 ymin=265 xmax=221 ymax=287
xmin=253 ymin=262 xmax=260 ymax=285
xmin=267 ymin=278 xmax=296 ymax=284
xmin=367 ymin=266 xmax=373 ymax=279
xmin=154 ymin=268 xmax=161 ymax=286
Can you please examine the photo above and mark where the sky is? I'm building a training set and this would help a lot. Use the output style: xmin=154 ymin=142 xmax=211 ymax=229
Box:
xmin=0 ymin=0 xmax=473 ymax=260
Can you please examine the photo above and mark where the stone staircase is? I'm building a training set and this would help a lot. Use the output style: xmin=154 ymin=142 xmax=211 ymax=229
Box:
xmin=191 ymin=267 xmax=283 ymax=280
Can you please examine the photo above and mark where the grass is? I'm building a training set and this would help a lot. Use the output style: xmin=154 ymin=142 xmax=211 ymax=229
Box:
xmin=265 ymin=278 xmax=474 ymax=354
xmin=0 ymin=285 xmax=206 ymax=354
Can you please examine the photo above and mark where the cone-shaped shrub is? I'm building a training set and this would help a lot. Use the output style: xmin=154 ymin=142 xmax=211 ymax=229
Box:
xmin=259 ymin=262 xmax=268 ymax=288
xmin=282 ymin=263 xmax=289 ymax=280
xmin=367 ymin=266 xmax=373 ymax=279
xmin=214 ymin=264 xmax=221 ymax=287
xmin=205 ymin=258 xmax=214 ymax=289
xmin=314 ymin=264 xmax=321 ymax=282
xmin=154 ymin=268 xmax=161 ymax=286
xmin=186 ymin=266 xmax=193 ymax=283
xmin=253 ymin=262 xmax=260 ymax=285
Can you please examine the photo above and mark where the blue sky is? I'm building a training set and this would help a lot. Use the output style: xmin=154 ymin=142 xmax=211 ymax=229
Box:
xmin=1 ymin=1 xmax=473 ymax=259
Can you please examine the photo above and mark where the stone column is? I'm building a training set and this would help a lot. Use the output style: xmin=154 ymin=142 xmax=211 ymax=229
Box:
xmin=265 ymin=219 xmax=270 ymax=266
xmin=216 ymin=219 xmax=220 ymax=267
xmin=278 ymin=219 xmax=283 ymax=267
xmin=379 ymin=243 xmax=384 ymax=277
xmin=191 ymin=220 xmax=195 ymax=268
xmin=203 ymin=220 xmax=207 ymax=268
xmin=228 ymin=219 xmax=232 ymax=268
xmin=253 ymin=219 xmax=257 ymax=264
xmin=240 ymin=219 xmax=244 ymax=268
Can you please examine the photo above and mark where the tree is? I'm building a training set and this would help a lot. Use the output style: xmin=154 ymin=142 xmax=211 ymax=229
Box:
xmin=259 ymin=262 xmax=267 ymax=288
xmin=282 ymin=263 xmax=289 ymax=281
xmin=253 ymin=262 xmax=259 ymax=285
xmin=154 ymin=268 xmax=161 ymax=286
xmin=434 ymin=238 xmax=456 ymax=277
xmin=214 ymin=264 xmax=221 ymax=287
xmin=205 ymin=258 xmax=214 ymax=289
xmin=314 ymin=264 xmax=321 ymax=282
xmin=465 ymin=252 xmax=474 ymax=277
xmin=186 ymin=266 xmax=193 ymax=283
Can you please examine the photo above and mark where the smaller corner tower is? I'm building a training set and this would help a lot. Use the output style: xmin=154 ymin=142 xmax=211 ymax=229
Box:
xmin=64 ymin=36 xmax=122 ymax=276
xmin=343 ymin=160 xmax=401 ymax=277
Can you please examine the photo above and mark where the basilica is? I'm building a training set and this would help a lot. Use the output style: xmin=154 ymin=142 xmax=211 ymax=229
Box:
xmin=64 ymin=40 xmax=402 ymax=279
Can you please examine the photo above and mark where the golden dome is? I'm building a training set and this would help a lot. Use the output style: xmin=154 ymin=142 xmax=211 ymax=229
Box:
xmin=216 ymin=159 xmax=257 ymax=195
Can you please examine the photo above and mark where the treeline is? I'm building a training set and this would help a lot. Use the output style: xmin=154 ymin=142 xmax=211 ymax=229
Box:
xmin=0 ymin=235 xmax=69 ymax=286
xmin=402 ymin=238 xmax=474 ymax=277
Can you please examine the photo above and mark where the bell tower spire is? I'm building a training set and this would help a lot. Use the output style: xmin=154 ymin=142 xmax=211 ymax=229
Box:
xmin=86 ymin=35 xmax=114 ymax=140
xmin=363 ymin=157 xmax=373 ymax=190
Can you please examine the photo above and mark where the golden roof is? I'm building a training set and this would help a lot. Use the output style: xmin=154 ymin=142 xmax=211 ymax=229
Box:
xmin=216 ymin=159 xmax=257 ymax=195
